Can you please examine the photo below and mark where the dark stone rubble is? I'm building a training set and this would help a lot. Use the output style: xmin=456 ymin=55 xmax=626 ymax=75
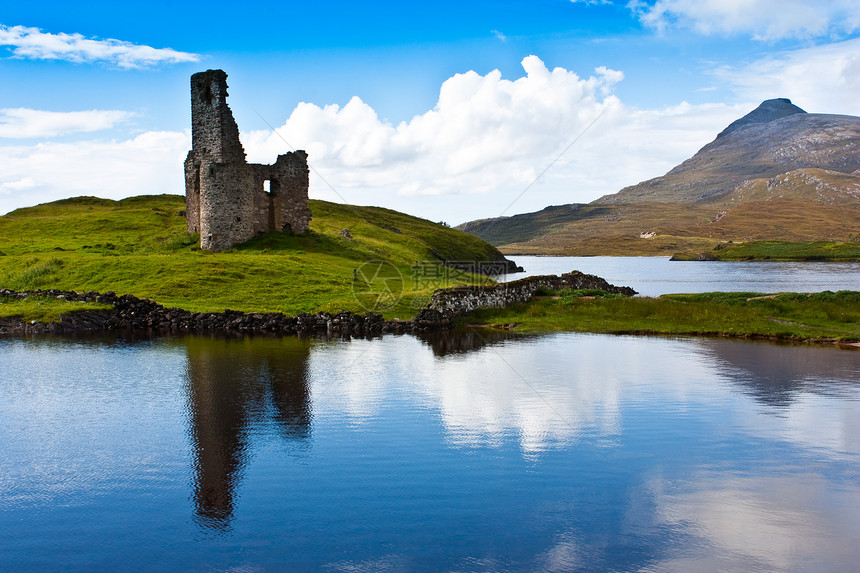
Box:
xmin=0 ymin=288 xmax=414 ymax=336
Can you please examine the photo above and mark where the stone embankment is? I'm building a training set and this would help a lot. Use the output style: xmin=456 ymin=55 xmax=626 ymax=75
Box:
xmin=0 ymin=271 xmax=635 ymax=336
xmin=0 ymin=289 xmax=399 ymax=336
xmin=411 ymin=271 xmax=635 ymax=330
xmin=427 ymin=271 xmax=635 ymax=314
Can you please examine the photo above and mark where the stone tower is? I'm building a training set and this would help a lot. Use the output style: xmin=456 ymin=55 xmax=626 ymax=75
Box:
xmin=184 ymin=69 xmax=311 ymax=252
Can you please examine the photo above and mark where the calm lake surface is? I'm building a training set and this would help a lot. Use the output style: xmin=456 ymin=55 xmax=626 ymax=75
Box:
xmin=2 ymin=330 xmax=858 ymax=572
xmin=2 ymin=259 xmax=859 ymax=571
xmin=504 ymin=255 xmax=860 ymax=296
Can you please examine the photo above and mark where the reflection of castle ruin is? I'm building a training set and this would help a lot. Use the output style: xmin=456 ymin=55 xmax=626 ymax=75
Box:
xmin=184 ymin=336 xmax=312 ymax=529
xmin=184 ymin=69 xmax=311 ymax=251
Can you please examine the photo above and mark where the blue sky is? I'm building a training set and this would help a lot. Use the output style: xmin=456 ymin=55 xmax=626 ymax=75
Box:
xmin=2 ymin=1 xmax=859 ymax=223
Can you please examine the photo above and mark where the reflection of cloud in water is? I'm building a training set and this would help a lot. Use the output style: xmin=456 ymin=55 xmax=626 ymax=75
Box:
xmin=731 ymin=390 xmax=860 ymax=459
xmin=535 ymin=531 xmax=584 ymax=572
xmin=644 ymin=472 xmax=860 ymax=572
xmin=693 ymin=339 xmax=860 ymax=457
xmin=424 ymin=340 xmax=624 ymax=452
xmin=324 ymin=553 xmax=408 ymax=572
xmin=420 ymin=333 xmax=748 ymax=454
xmin=313 ymin=334 xmax=720 ymax=454
xmin=697 ymin=339 xmax=860 ymax=407
xmin=310 ymin=333 xmax=860 ymax=459
xmin=309 ymin=337 xmax=415 ymax=422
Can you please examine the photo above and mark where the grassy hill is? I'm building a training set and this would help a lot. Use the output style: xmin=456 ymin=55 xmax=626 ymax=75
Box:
xmin=0 ymin=195 xmax=511 ymax=318
xmin=459 ymin=100 xmax=860 ymax=257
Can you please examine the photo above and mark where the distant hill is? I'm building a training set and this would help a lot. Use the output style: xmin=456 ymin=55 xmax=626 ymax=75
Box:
xmin=598 ymin=99 xmax=860 ymax=205
xmin=459 ymin=99 xmax=860 ymax=256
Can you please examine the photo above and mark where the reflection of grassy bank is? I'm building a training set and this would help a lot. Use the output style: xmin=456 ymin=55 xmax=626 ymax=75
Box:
xmin=460 ymin=290 xmax=860 ymax=343
xmin=671 ymin=241 xmax=860 ymax=261
xmin=0 ymin=296 xmax=112 ymax=323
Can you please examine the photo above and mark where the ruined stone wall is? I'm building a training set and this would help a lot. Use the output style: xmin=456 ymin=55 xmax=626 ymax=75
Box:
xmin=197 ymin=162 xmax=257 ymax=252
xmin=248 ymin=155 xmax=311 ymax=235
xmin=426 ymin=272 xmax=637 ymax=315
xmin=271 ymin=152 xmax=311 ymax=234
xmin=190 ymin=70 xmax=245 ymax=163
xmin=185 ymin=69 xmax=310 ymax=251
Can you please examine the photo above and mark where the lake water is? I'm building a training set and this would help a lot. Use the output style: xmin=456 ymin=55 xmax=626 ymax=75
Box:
xmin=503 ymin=256 xmax=860 ymax=296
xmin=2 ymin=330 xmax=859 ymax=572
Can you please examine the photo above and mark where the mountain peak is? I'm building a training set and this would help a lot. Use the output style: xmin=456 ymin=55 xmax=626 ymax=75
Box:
xmin=717 ymin=98 xmax=807 ymax=139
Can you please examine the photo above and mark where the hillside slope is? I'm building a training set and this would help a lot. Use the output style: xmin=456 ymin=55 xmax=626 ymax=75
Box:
xmin=597 ymin=99 xmax=860 ymax=205
xmin=0 ymin=195 xmax=514 ymax=317
xmin=459 ymin=99 xmax=860 ymax=256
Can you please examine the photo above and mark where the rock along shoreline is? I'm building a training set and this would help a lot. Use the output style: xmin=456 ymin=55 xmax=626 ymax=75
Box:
xmin=0 ymin=271 xmax=636 ymax=337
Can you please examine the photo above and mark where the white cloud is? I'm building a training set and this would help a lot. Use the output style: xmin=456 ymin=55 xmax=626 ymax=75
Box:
xmin=0 ymin=177 xmax=36 ymax=195
xmin=0 ymin=131 xmax=189 ymax=214
xmin=714 ymin=37 xmax=860 ymax=115
xmin=0 ymin=24 xmax=200 ymax=68
xmin=15 ymin=51 xmax=853 ymax=222
xmin=628 ymin=0 xmax=860 ymax=40
xmin=0 ymin=56 xmax=749 ymax=221
xmin=0 ymin=108 xmax=136 ymax=138
xmin=240 ymin=55 xmax=742 ymax=222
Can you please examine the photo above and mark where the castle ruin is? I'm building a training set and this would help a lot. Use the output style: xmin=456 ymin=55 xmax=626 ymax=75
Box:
xmin=184 ymin=70 xmax=311 ymax=251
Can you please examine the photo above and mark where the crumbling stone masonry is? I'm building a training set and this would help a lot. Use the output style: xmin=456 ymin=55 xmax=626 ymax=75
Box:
xmin=184 ymin=69 xmax=311 ymax=251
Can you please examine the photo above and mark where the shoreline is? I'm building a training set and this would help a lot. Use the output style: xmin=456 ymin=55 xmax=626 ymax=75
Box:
xmin=3 ymin=285 xmax=858 ymax=348
xmin=0 ymin=272 xmax=635 ymax=337
xmin=0 ymin=289 xmax=423 ymax=336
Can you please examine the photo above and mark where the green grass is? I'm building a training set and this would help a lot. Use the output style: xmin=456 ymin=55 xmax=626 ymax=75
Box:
xmin=460 ymin=290 xmax=860 ymax=342
xmin=707 ymin=240 xmax=860 ymax=261
xmin=0 ymin=296 xmax=113 ymax=323
xmin=0 ymin=195 xmax=506 ymax=318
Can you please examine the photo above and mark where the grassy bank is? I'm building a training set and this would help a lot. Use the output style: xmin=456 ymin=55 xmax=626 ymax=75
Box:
xmin=710 ymin=240 xmax=860 ymax=261
xmin=4 ymin=287 xmax=859 ymax=345
xmin=0 ymin=296 xmax=113 ymax=323
xmin=0 ymin=195 xmax=506 ymax=318
xmin=460 ymin=290 xmax=860 ymax=343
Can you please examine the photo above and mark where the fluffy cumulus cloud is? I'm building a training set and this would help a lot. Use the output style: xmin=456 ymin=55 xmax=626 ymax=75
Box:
xmin=0 ymin=24 xmax=199 ymax=68
xmin=1 ymin=56 xmax=750 ymax=221
xmin=0 ymin=108 xmax=136 ymax=138
xmin=17 ymin=48 xmax=859 ymax=221
xmin=715 ymin=37 xmax=860 ymax=115
xmin=0 ymin=131 xmax=189 ymax=213
xmin=240 ymin=55 xmax=743 ymax=222
xmin=629 ymin=0 xmax=860 ymax=40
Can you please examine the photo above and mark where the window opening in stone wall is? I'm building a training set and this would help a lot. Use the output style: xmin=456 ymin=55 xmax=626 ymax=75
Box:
xmin=263 ymin=180 xmax=271 ymax=193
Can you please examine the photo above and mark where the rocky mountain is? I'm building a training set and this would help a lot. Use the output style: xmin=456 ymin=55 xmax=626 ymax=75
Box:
xmin=459 ymin=99 xmax=860 ymax=255
xmin=716 ymin=97 xmax=806 ymax=138
xmin=596 ymin=98 xmax=860 ymax=205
